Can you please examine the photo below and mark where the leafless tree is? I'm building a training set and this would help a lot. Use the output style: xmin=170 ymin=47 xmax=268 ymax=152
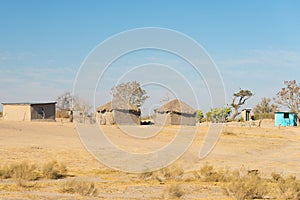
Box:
xmin=56 ymin=92 xmax=73 ymax=111
xmin=275 ymin=80 xmax=300 ymax=118
xmin=57 ymin=92 xmax=91 ymax=122
xmin=253 ymin=97 xmax=278 ymax=116
xmin=111 ymin=81 xmax=149 ymax=108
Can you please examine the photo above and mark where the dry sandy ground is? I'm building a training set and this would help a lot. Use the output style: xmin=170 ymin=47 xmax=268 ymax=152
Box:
xmin=0 ymin=119 xmax=299 ymax=199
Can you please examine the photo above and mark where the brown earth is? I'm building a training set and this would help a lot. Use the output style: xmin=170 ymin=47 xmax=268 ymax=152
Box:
xmin=0 ymin=119 xmax=299 ymax=199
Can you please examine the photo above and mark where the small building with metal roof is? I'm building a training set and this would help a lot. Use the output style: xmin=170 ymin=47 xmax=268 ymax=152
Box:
xmin=275 ymin=111 xmax=297 ymax=127
xmin=1 ymin=102 xmax=56 ymax=121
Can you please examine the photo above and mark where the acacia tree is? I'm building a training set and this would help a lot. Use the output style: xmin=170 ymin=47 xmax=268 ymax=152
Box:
xmin=230 ymin=89 xmax=253 ymax=121
xmin=275 ymin=80 xmax=300 ymax=118
xmin=111 ymin=81 xmax=149 ymax=108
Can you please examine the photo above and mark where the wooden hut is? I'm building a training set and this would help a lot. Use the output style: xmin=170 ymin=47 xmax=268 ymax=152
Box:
xmin=154 ymin=99 xmax=196 ymax=126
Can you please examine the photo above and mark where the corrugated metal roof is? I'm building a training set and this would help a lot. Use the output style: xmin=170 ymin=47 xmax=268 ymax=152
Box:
xmin=2 ymin=102 xmax=56 ymax=105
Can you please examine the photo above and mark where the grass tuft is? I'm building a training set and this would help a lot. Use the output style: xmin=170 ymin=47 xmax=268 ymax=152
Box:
xmin=42 ymin=160 xmax=67 ymax=179
xmin=60 ymin=178 xmax=98 ymax=197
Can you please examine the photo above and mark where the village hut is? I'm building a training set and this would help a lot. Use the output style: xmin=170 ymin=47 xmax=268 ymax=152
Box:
xmin=1 ymin=102 xmax=56 ymax=121
xmin=96 ymin=98 xmax=141 ymax=125
xmin=275 ymin=111 xmax=298 ymax=127
xmin=154 ymin=99 xmax=196 ymax=126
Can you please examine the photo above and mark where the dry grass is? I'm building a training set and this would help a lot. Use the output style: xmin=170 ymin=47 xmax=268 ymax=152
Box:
xmin=272 ymin=174 xmax=300 ymax=199
xmin=223 ymin=171 xmax=267 ymax=200
xmin=0 ymin=160 xmax=68 ymax=186
xmin=60 ymin=178 xmax=98 ymax=197
xmin=139 ymin=164 xmax=184 ymax=182
xmin=162 ymin=184 xmax=184 ymax=199
xmin=193 ymin=164 xmax=233 ymax=182
xmin=42 ymin=160 xmax=67 ymax=179
xmin=0 ymin=161 xmax=40 ymax=187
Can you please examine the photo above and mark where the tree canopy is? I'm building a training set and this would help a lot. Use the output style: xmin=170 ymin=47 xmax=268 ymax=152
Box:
xmin=111 ymin=81 xmax=149 ymax=108
xmin=206 ymin=107 xmax=231 ymax=123
xmin=230 ymin=89 xmax=254 ymax=120
xmin=275 ymin=80 xmax=300 ymax=117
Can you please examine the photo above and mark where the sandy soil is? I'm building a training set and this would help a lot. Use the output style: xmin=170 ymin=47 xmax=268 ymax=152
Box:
xmin=0 ymin=119 xmax=299 ymax=199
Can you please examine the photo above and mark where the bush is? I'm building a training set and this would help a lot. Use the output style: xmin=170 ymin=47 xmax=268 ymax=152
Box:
xmin=274 ymin=175 xmax=300 ymax=199
xmin=139 ymin=164 xmax=184 ymax=182
xmin=206 ymin=107 xmax=231 ymax=123
xmin=254 ymin=113 xmax=274 ymax=120
xmin=0 ymin=161 xmax=39 ymax=187
xmin=194 ymin=164 xmax=231 ymax=182
xmin=160 ymin=165 xmax=184 ymax=180
xmin=42 ymin=160 xmax=67 ymax=179
xmin=60 ymin=178 xmax=98 ymax=197
xmin=223 ymin=171 xmax=267 ymax=200
xmin=162 ymin=184 xmax=184 ymax=199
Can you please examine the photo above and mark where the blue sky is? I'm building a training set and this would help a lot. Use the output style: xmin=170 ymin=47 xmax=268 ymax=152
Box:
xmin=0 ymin=1 xmax=299 ymax=113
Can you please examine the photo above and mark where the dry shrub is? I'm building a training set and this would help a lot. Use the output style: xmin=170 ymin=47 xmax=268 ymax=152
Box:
xmin=194 ymin=164 xmax=232 ymax=182
xmin=42 ymin=160 xmax=67 ymax=179
xmin=139 ymin=164 xmax=184 ymax=182
xmin=0 ymin=165 xmax=14 ymax=179
xmin=138 ymin=170 xmax=153 ymax=180
xmin=160 ymin=165 xmax=184 ymax=180
xmin=162 ymin=184 xmax=184 ymax=199
xmin=223 ymin=171 xmax=267 ymax=200
xmin=60 ymin=178 xmax=98 ymax=197
xmin=0 ymin=161 xmax=39 ymax=187
xmin=273 ymin=175 xmax=300 ymax=199
xmin=222 ymin=130 xmax=237 ymax=136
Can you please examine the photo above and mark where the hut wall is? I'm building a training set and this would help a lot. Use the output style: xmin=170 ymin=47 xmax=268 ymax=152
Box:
xmin=154 ymin=112 xmax=168 ymax=126
xmin=31 ymin=104 xmax=55 ymax=121
xmin=113 ymin=110 xmax=140 ymax=125
xmin=170 ymin=113 xmax=196 ymax=126
xmin=3 ymin=104 xmax=31 ymax=121
xmin=97 ymin=112 xmax=115 ymax=125
xmin=275 ymin=112 xmax=297 ymax=126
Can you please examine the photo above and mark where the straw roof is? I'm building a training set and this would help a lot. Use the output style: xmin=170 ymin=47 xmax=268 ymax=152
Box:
xmin=96 ymin=98 xmax=139 ymax=112
xmin=155 ymin=99 xmax=195 ymax=114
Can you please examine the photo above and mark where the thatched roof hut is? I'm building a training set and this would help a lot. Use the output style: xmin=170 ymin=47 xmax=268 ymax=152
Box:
xmin=96 ymin=98 xmax=141 ymax=125
xmin=96 ymin=98 xmax=139 ymax=113
xmin=155 ymin=99 xmax=195 ymax=114
xmin=154 ymin=99 xmax=196 ymax=126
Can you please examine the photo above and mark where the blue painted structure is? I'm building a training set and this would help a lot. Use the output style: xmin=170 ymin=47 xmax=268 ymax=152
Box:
xmin=275 ymin=112 xmax=298 ymax=126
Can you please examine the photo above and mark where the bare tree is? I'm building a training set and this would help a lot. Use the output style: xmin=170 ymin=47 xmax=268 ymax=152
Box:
xmin=230 ymin=89 xmax=254 ymax=121
xmin=56 ymin=92 xmax=73 ymax=111
xmin=253 ymin=97 xmax=278 ymax=116
xmin=111 ymin=81 xmax=149 ymax=108
xmin=57 ymin=92 xmax=91 ymax=122
xmin=275 ymin=80 xmax=300 ymax=118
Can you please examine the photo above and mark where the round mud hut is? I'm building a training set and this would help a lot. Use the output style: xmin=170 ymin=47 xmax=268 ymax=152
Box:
xmin=96 ymin=98 xmax=141 ymax=125
xmin=154 ymin=99 xmax=196 ymax=126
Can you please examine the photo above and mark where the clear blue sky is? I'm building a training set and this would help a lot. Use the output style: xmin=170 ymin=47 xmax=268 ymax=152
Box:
xmin=0 ymin=0 xmax=299 ymax=113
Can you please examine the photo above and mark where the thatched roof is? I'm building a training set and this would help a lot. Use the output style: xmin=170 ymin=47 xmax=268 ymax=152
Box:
xmin=96 ymin=98 xmax=139 ymax=112
xmin=155 ymin=99 xmax=195 ymax=114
